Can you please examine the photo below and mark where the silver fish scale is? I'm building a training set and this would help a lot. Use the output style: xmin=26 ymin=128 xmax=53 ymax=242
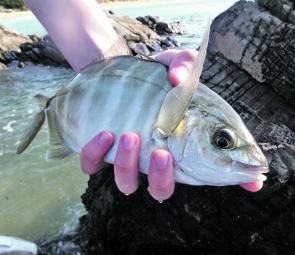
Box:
xmin=49 ymin=56 xmax=172 ymax=172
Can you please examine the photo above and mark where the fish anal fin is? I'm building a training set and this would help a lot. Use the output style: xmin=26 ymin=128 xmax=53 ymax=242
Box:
xmin=46 ymin=109 xmax=73 ymax=160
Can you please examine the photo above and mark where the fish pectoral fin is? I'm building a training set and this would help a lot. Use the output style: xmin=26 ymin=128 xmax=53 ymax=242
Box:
xmin=16 ymin=110 xmax=46 ymax=154
xmin=154 ymin=86 xmax=190 ymax=137
xmin=46 ymin=109 xmax=74 ymax=160
xmin=154 ymin=20 xmax=211 ymax=137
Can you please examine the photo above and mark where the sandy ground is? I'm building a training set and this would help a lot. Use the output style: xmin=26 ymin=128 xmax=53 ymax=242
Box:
xmin=0 ymin=0 xmax=184 ymax=20
xmin=0 ymin=10 xmax=32 ymax=19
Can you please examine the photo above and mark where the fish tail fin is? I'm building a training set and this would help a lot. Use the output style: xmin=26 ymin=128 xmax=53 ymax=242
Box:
xmin=45 ymin=109 xmax=74 ymax=161
xmin=16 ymin=94 xmax=50 ymax=154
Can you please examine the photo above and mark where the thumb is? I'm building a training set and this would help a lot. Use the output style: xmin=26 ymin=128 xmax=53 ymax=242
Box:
xmin=153 ymin=49 xmax=198 ymax=86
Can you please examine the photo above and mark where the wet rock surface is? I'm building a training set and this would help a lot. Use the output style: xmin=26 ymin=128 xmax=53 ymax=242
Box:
xmin=0 ymin=13 xmax=182 ymax=70
xmin=34 ymin=0 xmax=295 ymax=254
xmin=0 ymin=28 xmax=69 ymax=70
xmin=136 ymin=15 xmax=183 ymax=35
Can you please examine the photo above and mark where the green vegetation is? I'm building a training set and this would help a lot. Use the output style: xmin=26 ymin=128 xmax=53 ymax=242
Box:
xmin=0 ymin=0 xmax=25 ymax=9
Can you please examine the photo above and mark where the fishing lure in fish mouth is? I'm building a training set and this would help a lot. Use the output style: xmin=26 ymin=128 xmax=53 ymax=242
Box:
xmin=16 ymin=22 xmax=269 ymax=187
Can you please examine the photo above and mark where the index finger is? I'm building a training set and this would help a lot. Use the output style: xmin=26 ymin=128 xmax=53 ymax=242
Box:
xmin=80 ymin=131 xmax=114 ymax=175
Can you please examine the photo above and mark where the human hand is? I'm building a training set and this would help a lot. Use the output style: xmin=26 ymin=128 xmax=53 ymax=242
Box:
xmin=80 ymin=49 xmax=263 ymax=202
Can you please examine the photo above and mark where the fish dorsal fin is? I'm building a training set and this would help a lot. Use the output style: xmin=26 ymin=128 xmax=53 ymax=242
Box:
xmin=16 ymin=111 xmax=46 ymax=154
xmin=45 ymin=109 xmax=74 ymax=160
xmin=154 ymin=21 xmax=211 ymax=137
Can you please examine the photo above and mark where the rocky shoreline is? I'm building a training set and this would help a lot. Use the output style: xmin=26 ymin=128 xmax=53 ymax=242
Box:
xmin=1 ymin=0 xmax=295 ymax=254
xmin=0 ymin=12 xmax=183 ymax=70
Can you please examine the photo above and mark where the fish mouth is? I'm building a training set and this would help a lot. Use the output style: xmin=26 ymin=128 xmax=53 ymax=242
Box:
xmin=232 ymin=161 xmax=269 ymax=181
xmin=173 ymin=160 xmax=269 ymax=186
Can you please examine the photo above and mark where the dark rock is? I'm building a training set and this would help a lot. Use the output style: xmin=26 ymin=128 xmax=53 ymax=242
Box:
xmin=136 ymin=15 xmax=183 ymax=36
xmin=20 ymin=42 xmax=34 ymax=51
xmin=18 ymin=53 xmax=32 ymax=63
xmin=37 ymin=1 xmax=295 ymax=255
xmin=136 ymin=16 xmax=150 ymax=26
xmin=136 ymin=15 xmax=158 ymax=28
xmin=156 ymin=21 xmax=183 ymax=35
xmin=155 ymin=22 xmax=171 ymax=35
xmin=148 ymin=15 xmax=161 ymax=24
xmin=208 ymin=0 xmax=295 ymax=108
xmin=23 ymin=50 xmax=40 ymax=62
xmin=32 ymin=47 xmax=41 ymax=57
xmin=1 ymin=51 xmax=19 ymax=62
xmin=41 ymin=46 xmax=67 ymax=65
xmin=257 ymin=0 xmax=295 ymax=25
xmin=29 ymin=34 xmax=42 ymax=42
xmin=160 ymin=36 xmax=180 ymax=48
xmin=136 ymin=15 xmax=180 ymax=35
xmin=128 ymin=42 xmax=150 ymax=56
xmin=146 ymin=42 xmax=163 ymax=53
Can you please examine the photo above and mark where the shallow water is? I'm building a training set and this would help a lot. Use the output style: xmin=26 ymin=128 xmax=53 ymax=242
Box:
xmin=0 ymin=0 xmax=237 ymax=242
xmin=0 ymin=67 xmax=87 ymax=240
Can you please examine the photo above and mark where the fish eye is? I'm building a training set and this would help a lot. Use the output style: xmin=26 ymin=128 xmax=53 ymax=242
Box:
xmin=213 ymin=128 xmax=236 ymax=150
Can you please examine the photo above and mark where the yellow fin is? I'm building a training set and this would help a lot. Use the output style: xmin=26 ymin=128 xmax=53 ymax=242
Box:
xmin=172 ymin=119 xmax=187 ymax=136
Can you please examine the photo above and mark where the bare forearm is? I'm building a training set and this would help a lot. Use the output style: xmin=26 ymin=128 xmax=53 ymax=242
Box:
xmin=24 ymin=0 xmax=118 ymax=72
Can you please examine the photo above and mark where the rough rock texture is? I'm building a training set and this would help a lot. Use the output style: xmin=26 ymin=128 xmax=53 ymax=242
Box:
xmin=0 ymin=25 xmax=31 ymax=51
xmin=37 ymin=0 xmax=295 ymax=254
xmin=136 ymin=15 xmax=183 ymax=35
xmin=0 ymin=27 xmax=69 ymax=70
xmin=0 ymin=13 xmax=181 ymax=70
xmin=109 ymin=12 xmax=181 ymax=55
xmin=0 ymin=25 xmax=32 ymax=70
xmin=208 ymin=0 xmax=295 ymax=108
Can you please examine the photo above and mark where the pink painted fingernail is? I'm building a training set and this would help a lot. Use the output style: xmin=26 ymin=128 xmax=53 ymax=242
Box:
xmin=97 ymin=132 xmax=112 ymax=146
xmin=122 ymin=135 xmax=136 ymax=150
xmin=240 ymin=181 xmax=263 ymax=192
xmin=154 ymin=152 xmax=169 ymax=169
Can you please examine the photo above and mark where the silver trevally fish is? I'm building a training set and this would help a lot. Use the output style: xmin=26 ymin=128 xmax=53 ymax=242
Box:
xmin=17 ymin=25 xmax=268 ymax=186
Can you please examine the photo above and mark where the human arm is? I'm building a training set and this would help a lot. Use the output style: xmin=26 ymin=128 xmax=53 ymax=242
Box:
xmin=24 ymin=0 xmax=129 ymax=72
